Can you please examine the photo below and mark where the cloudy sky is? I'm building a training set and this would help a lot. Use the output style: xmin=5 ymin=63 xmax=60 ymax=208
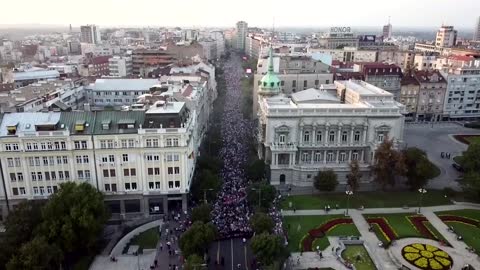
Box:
xmin=1 ymin=0 xmax=478 ymax=28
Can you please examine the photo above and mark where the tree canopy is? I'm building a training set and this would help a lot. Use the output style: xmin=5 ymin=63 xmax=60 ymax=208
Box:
xmin=372 ymin=139 xmax=406 ymax=189
xmin=184 ymin=254 xmax=206 ymax=270
xmin=346 ymin=160 xmax=362 ymax=192
xmin=179 ymin=221 xmax=217 ymax=257
xmin=247 ymin=182 xmax=276 ymax=209
xmin=39 ymin=182 xmax=109 ymax=257
xmin=403 ymin=147 xmax=438 ymax=190
xmin=461 ymin=141 xmax=480 ymax=172
xmin=250 ymin=212 xmax=274 ymax=234
xmin=190 ymin=169 xmax=222 ymax=203
xmin=246 ymin=159 xmax=266 ymax=182
xmin=314 ymin=169 xmax=339 ymax=192
xmin=191 ymin=204 xmax=212 ymax=224
xmin=6 ymin=236 xmax=62 ymax=270
xmin=250 ymin=233 xmax=288 ymax=267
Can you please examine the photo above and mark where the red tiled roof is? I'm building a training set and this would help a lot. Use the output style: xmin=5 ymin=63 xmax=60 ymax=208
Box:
xmin=363 ymin=63 xmax=402 ymax=76
xmin=448 ymin=55 xmax=474 ymax=62
xmin=334 ymin=72 xmax=364 ymax=80
xmin=91 ymin=56 xmax=111 ymax=65
xmin=182 ymin=85 xmax=193 ymax=97
xmin=413 ymin=70 xmax=446 ymax=83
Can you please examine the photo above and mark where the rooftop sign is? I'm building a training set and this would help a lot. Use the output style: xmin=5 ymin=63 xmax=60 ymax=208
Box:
xmin=330 ymin=27 xmax=352 ymax=33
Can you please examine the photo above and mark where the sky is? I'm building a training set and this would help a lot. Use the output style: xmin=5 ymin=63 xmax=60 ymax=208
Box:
xmin=0 ymin=0 xmax=479 ymax=29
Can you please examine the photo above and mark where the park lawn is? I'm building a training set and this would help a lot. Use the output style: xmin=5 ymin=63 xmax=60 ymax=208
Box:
xmin=284 ymin=215 xmax=360 ymax=252
xmin=436 ymin=209 xmax=480 ymax=254
xmin=364 ymin=213 xmax=421 ymax=238
xmin=341 ymin=245 xmax=377 ymax=270
xmin=281 ymin=190 xmax=451 ymax=210
xmin=466 ymin=136 xmax=480 ymax=144
xmin=129 ymin=227 xmax=160 ymax=249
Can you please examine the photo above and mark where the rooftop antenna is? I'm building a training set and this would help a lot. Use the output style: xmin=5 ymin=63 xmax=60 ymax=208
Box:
xmin=271 ymin=17 xmax=275 ymax=45
xmin=388 ymin=16 xmax=391 ymax=25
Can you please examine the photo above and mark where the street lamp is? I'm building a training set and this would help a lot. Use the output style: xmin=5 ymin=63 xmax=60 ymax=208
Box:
xmin=345 ymin=190 xmax=354 ymax=216
xmin=418 ymin=188 xmax=427 ymax=213
xmin=203 ymin=188 xmax=214 ymax=204
xmin=251 ymin=188 xmax=262 ymax=207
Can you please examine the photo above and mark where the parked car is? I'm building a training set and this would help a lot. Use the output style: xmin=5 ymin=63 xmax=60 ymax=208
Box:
xmin=452 ymin=163 xmax=464 ymax=172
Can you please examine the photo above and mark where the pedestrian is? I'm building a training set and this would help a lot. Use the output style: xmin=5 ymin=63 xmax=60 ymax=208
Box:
xmin=441 ymin=152 xmax=444 ymax=158
xmin=160 ymin=243 xmax=163 ymax=251
xmin=293 ymin=207 xmax=296 ymax=213
xmin=242 ymin=237 xmax=246 ymax=244
xmin=237 ymin=263 xmax=241 ymax=269
xmin=154 ymin=260 xmax=158 ymax=267
xmin=221 ymin=256 xmax=225 ymax=266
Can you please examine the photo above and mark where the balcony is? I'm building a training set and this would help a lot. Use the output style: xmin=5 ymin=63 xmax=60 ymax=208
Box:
xmin=18 ymin=130 xmax=70 ymax=137
xmin=270 ymin=142 xmax=297 ymax=151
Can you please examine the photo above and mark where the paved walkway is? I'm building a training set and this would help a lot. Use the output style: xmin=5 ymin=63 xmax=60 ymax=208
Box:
xmin=284 ymin=204 xmax=480 ymax=270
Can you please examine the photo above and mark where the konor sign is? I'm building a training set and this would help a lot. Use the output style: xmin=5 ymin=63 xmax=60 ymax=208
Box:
xmin=330 ymin=27 xmax=352 ymax=33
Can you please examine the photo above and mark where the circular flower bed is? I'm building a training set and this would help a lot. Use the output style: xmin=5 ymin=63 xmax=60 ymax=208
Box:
xmin=402 ymin=243 xmax=453 ymax=270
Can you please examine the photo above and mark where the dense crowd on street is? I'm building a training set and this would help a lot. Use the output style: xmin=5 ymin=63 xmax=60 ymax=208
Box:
xmin=211 ymin=55 xmax=254 ymax=238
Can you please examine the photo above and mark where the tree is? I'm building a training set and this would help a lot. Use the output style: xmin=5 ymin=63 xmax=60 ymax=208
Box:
xmin=191 ymin=169 xmax=222 ymax=203
xmin=461 ymin=142 xmax=480 ymax=172
xmin=314 ymin=169 xmax=339 ymax=192
xmin=184 ymin=254 xmax=206 ymax=270
xmin=6 ymin=236 xmax=62 ymax=270
xmin=179 ymin=221 xmax=217 ymax=257
xmin=372 ymin=139 xmax=406 ymax=189
xmin=461 ymin=172 xmax=480 ymax=201
xmin=191 ymin=204 xmax=212 ymax=223
xmin=403 ymin=147 xmax=438 ymax=190
xmin=250 ymin=212 xmax=274 ymax=234
xmin=39 ymin=182 xmax=109 ymax=264
xmin=247 ymin=159 xmax=266 ymax=182
xmin=247 ymin=182 xmax=276 ymax=209
xmin=250 ymin=233 xmax=288 ymax=267
xmin=346 ymin=160 xmax=362 ymax=192
xmin=0 ymin=200 xmax=44 ymax=267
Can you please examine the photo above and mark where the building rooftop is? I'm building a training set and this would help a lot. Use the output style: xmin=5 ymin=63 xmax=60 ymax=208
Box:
xmin=93 ymin=111 xmax=145 ymax=134
xmin=13 ymin=70 xmax=60 ymax=81
xmin=0 ymin=112 xmax=61 ymax=136
xmin=93 ymin=79 xmax=159 ymax=91
xmin=291 ymin=88 xmax=340 ymax=104
xmin=146 ymin=101 xmax=185 ymax=114
xmin=337 ymin=80 xmax=393 ymax=96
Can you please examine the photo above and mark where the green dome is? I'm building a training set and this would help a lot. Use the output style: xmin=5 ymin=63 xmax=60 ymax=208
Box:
xmin=259 ymin=47 xmax=281 ymax=95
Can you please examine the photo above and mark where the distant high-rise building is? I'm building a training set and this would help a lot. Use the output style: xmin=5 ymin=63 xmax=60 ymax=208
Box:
xmin=235 ymin=21 xmax=248 ymax=51
xmin=435 ymin=25 xmax=457 ymax=48
xmin=80 ymin=24 xmax=102 ymax=44
xmin=383 ymin=23 xmax=392 ymax=40
xmin=474 ymin=17 xmax=480 ymax=41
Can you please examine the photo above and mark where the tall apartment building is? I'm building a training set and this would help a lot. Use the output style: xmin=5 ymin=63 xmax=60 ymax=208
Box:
xmin=256 ymin=77 xmax=405 ymax=187
xmin=308 ymin=47 xmax=377 ymax=62
xmin=80 ymin=24 xmax=102 ymax=44
xmin=435 ymin=26 xmax=457 ymax=48
xmin=109 ymin=56 xmax=133 ymax=77
xmin=474 ymin=17 xmax=480 ymax=41
xmin=383 ymin=23 xmax=393 ymax=40
xmin=442 ymin=62 xmax=480 ymax=120
xmin=131 ymin=49 xmax=175 ymax=77
xmin=235 ymin=21 xmax=248 ymax=51
xmin=209 ymin=31 xmax=225 ymax=59
xmin=413 ymin=70 xmax=447 ymax=121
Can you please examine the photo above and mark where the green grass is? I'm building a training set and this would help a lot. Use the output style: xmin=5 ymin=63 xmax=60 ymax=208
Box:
xmin=281 ymin=190 xmax=452 ymax=210
xmin=129 ymin=227 xmax=160 ymax=249
xmin=436 ymin=209 xmax=480 ymax=255
xmin=284 ymin=215 xmax=360 ymax=252
xmin=466 ymin=136 xmax=480 ymax=144
xmin=453 ymin=156 xmax=462 ymax=164
xmin=341 ymin=245 xmax=377 ymax=270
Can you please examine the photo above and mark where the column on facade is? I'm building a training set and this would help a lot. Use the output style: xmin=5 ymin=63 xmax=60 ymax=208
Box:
xmin=312 ymin=125 xmax=317 ymax=146
xmin=361 ymin=150 xmax=365 ymax=163
xmin=337 ymin=125 xmax=342 ymax=145
xmin=336 ymin=150 xmax=339 ymax=163
xmin=348 ymin=150 xmax=352 ymax=162
xmin=324 ymin=125 xmax=329 ymax=146
xmin=350 ymin=126 xmax=354 ymax=145
xmin=323 ymin=150 xmax=327 ymax=164
xmin=311 ymin=150 xmax=314 ymax=164
xmin=363 ymin=125 xmax=368 ymax=145
xmin=290 ymin=153 xmax=293 ymax=166
xmin=299 ymin=125 xmax=304 ymax=145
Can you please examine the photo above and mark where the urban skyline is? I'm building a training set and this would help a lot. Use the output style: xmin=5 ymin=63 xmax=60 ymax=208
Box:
xmin=1 ymin=0 xmax=479 ymax=28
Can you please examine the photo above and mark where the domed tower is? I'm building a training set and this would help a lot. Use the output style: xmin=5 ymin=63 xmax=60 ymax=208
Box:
xmin=258 ymin=46 xmax=281 ymax=96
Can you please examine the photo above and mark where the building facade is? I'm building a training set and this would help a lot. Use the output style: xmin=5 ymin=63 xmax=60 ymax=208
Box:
xmin=0 ymin=105 xmax=198 ymax=221
xmin=87 ymin=79 xmax=159 ymax=108
xmin=413 ymin=70 xmax=447 ymax=121
xmin=80 ymin=24 xmax=102 ymax=44
xmin=442 ymin=63 xmax=480 ymax=120
xmin=109 ymin=56 xmax=133 ymax=77
xmin=435 ymin=26 xmax=457 ymax=48
xmin=474 ymin=17 xmax=480 ymax=41
xmin=308 ymin=47 xmax=377 ymax=63
xmin=356 ymin=63 xmax=402 ymax=100
xmin=235 ymin=21 xmax=248 ymax=51
xmin=383 ymin=24 xmax=392 ymax=40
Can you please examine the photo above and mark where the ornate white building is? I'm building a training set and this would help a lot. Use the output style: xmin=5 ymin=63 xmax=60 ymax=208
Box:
xmin=256 ymin=47 xmax=406 ymax=187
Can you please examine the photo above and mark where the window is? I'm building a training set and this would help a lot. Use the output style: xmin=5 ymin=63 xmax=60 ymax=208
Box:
xmin=7 ymin=158 xmax=14 ymax=167
xmin=45 ymin=172 xmax=50 ymax=181
xmin=58 ymin=171 xmax=64 ymax=180
xmin=28 ymin=157 xmax=35 ymax=166
xmin=83 ymin=155 xmax=89 ymax=163
xmin=173 ymin=154 xmax=179 ymax=161
xmin=37 ymin=172 xmax=43 ymax=181
xmin=316 ymin=131 xmax=322 ymax=143
xmin=314 ymin=152 xmax=322 ymax=162
xmin=292 ymin=80 xmax=296 ymax=87
xmin=78 ymin=170 xmax=84 ymax=179
xmin=174 ymin=167 xmax=180 ymax=174
xmin=279 ymin=134 xmax=286 ymax=144
xmin=148 ymin=182 xmax=154 ymax=189
xmin=60 ymin=141 xmax=66 ymax=150
xmin=352 ymin=151 xmax=359 ymax=161
xmin=65 ymin=171 xmax=70 ymax=180
xmin=111 ymin=184 xmax=117 ymax=192
xmin=154 ymin=168 xmax=160 ymax=175
xmin=33 ymin=187 xmax=39 ymax=195
xmin=47 ymin=186 xmax=52 ymax=194
xmin=329 ymin=131 xmax=335 ymax=142
xmin=31 ymin=172 xmax=37 ymax=181
xmin=105 ymin=184 xmax=111 ymax=191
xmin=85 ymin=170 xmax=91 ymax=179
xmin=109 ymin=155 xmax=115 ymax=163
xmin=19 ymin=187 xmax=26 ymax=195
xmin=103 ymin=169 xmax=109 ymax=177
xmin=122 ymin=154 xmax=128 ymax=162
xmin=168 ymin=167 xmax=173 ymax=175
xmin=39 ymin=187 xmax=45 ymax=195
xmin=12 ymin=188 xmax=19 ymax=196
xmin=173 ymin=138 xmax=179 ymax=146
xmin=124 ymin=169 xmax=130 ymax=176
xmin=43 ymin=157 xmax=49 ymax=165
xmin=315 ymin=79 xmax=319 ymax=86
xmin=76 ymin=156 xmax=83 ymax=164
xmin=49 ymin=157 xmax=54 ymax=165
xmin=304 ymin=80 xmax=307 ymax=87
xmin=341 ymin=131 xmax=348 ymax=143
xmin=301 ymin=152 xmax=309 ymax=162
xmin=17 ymin=173 xmax=23 ymax=181
xmin=377 ymin=132 xmax=385 ymax=142
xmin=326 ymin=152 xmax=334 ymax=162
xmin=166 ymin=138 xmax=172 ymax=147
xmin=303 ymin=131 xmax=310 ymax=143
xmin=110 ymin=169 xmax=116 ymax=177
xmin=125 ymin=183 xmax=131 ymax=190
xmin=101 ymin=156 xmax=108 ymax=163
xmin=168 ymin=181 xmax=174 ymax=189
xmin=63 ymin=156 xmax=68 ymax=164
xmin=26 ymin=143 xmax=32 ymax=150
xmin=130 ymin=168 xmax=136 ymax=176
xmin=175 ymin=181 xmax=180 ymax=188
xmin=354 ymin=131 xmax=361 ymax=142
xmin=339 ymin=152 xmax=346 ymax=162
xmin=50 ymin=171 xmax=56 ymax=180
xmin=10 ymin=173 xmax=16 ymax=182
xmin=132 ymin=183 xmax=137 ymax=190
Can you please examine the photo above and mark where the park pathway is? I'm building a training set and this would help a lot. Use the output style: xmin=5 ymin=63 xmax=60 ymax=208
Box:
xmin=283 ymin=203 xmax=480 ymax=270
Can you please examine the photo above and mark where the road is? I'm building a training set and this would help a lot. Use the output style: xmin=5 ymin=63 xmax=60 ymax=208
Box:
xmin=208 ymin=238 xmax=254 ymax=270
xmin=404 ymin=122 xmax=480 ymax=189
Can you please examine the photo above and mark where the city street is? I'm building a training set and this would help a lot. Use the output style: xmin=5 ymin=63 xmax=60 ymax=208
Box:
xmin=404 ymin=122 xmax=480 ymax=189
xmin=208 ymin=238 xmax=254 ymax=270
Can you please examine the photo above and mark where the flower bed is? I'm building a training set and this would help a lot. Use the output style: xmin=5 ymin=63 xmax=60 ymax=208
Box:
xmin=402 ymin=243 xmax=453 ymax=270
xmin=366 ymin=217 xmax=397 ymax=242
xmin=301 ymin=218 xmax=353 ymax=251
xmin=439 ymin=215 xmax=479 ymax=226
xmin=408 ymin=216 xmax=438 ymax=240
